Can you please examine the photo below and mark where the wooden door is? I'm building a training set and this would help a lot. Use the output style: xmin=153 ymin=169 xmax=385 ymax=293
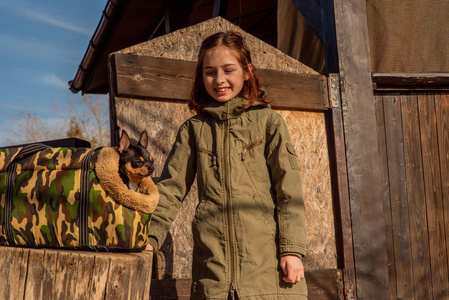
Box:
xmin=375 ymin=90 xmax=449 ymax=299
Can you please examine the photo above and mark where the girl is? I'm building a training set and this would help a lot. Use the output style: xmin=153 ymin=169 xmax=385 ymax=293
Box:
xmin=146 ymin=31 xmax=307 ymax=300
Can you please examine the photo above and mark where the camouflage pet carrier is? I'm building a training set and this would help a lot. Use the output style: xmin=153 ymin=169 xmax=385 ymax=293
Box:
xmin=0 ymin=143 xmax=159 ymax=251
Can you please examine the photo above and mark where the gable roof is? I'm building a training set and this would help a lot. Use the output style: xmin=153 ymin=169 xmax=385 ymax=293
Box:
xmin=69 ymin=0 xmax=279 ymax=94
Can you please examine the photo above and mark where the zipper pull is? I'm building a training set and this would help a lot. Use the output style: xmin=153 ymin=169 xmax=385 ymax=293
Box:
xmin=241 ymin=148 xmax=249 ymax=161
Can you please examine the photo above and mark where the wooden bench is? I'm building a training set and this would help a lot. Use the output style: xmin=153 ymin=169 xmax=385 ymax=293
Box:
xmin=0 ymin=246 xmax=153 ymax=300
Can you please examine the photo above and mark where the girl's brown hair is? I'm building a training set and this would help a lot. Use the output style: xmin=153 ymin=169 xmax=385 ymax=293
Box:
xmin=188 ymin=31 xmax=269 ymax=115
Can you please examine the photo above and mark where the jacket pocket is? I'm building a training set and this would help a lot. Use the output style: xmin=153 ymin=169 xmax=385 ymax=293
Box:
xmin=286 ymin=143 xmax=300 ymax=170
xmin=238 ymin=138 xmax=263 ymax=161
xmin=195 ymin=147 xmax=219 ymax=219
xmin=197 ymin=147 xmax=217 ymax=167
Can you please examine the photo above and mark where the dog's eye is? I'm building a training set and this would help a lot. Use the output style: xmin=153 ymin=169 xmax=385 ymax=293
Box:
xmin=132 ymin=159 xmax=144 ymax=167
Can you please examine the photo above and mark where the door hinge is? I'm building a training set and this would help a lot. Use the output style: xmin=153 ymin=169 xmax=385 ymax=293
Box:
xmin=328 ymin=73 xmax=341 ymax=108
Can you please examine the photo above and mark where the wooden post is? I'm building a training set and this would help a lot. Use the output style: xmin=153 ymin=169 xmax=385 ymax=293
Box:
xmin=333 ymin=0 xmax=390 ymax=298
xmin=326 ymin=74 xmax=356 ymax=299
xmin=0 ymin=247 xmax=153 ymax=300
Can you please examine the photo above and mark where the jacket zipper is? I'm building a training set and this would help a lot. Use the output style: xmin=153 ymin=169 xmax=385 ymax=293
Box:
xmin=240 ymin=139 xmax=263 ymax=161
xmin=223 ymin=119 xmax=236 ymax=292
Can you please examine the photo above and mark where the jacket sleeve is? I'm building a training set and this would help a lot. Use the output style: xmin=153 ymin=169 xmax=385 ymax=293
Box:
xmin=266 ymin=112 xmax=307 ymax=258
xmin=148 ymin=120 xmax=197 ymax=250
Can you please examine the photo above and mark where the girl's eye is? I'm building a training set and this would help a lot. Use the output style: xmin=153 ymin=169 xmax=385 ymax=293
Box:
xmin=225 ymin=69 xmax=234 ymax=73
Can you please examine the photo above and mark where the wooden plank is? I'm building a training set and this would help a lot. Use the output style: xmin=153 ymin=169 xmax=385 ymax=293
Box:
xmin=86 ymin=253 xmax=111 ymax=299
xmin=150 ymin=278 xmax=191 ymax=300
xmin=435 ymin=93 xmax=449 ymax=272
xmin=112 ymin=53 xmax=328 ymax=111
xmin=305 ymin=269 xmax=343 ymax=300
xmin=326 ymin=74 xmax=356 ymax=300
xmin=105 ymin=253 xmax=152 ymax=300
xmin=372 ymin=73 xmax=449 ymax=91
xmin=374 ymin=94 xmax=397 ymax=300
xmin=400 ymin=94 xmax=432 ymax=300
xmin=257 ymin=69 xmax=327 ymax=110
xmin=0 ymin=247 xmax=28 ymax=300
xmin=41 ymin=250 xmax=59 ymax=300
xmin=383 ymin=94 xmax=414 ymax=299
xmin=417 ymin=93 xmax=449 ymax=298
xmin=333 ymin=0 xmax=390 ymax=298
xmin=105 ymin=255 xmax=133 ymax=299
xmin=0 ymin=247 xmax=153 ymax=300
xmin=73 ymin=252 xmax=97 ymax=300
xmin=127 ymin=253 xmax=152 ymax=300
xmin=54 ymin=251 xmax=80 ymax=298
xmin=23 ymin=249 xmax=46 ymax=299
xmin=150 ymin=269 xmax=343 ymax=300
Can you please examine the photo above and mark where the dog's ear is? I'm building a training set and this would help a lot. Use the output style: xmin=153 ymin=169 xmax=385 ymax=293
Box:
xmin=139 ymin=131 xmax=149 ymax=149
xmin=119 ymin=130 xmax=131 ymax=153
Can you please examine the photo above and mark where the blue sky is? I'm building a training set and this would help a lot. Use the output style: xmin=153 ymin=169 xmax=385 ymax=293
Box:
xmin=0 ymin=0 xmax=107 ymax=147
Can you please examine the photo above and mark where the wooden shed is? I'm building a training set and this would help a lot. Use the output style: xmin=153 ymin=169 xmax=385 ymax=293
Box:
xmin=68 ymin=1 xmax=449 ymax=299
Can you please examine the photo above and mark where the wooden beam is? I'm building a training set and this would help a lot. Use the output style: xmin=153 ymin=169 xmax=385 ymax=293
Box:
xmin=333 ymin=0 xmax=390 ymax=298
xmin=372 ymin=72 xmax=449 ymax=91
xmin=326 ymin=74 xmax=356 ymax=299
xmin=111 ymin=53 xmax=328 ymax=111
xmin=150 ymin=269 xmax=344 ymax=300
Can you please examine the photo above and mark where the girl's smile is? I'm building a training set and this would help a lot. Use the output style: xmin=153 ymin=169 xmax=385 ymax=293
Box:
xmin=202 ymin=46 xmax=249 ymax=103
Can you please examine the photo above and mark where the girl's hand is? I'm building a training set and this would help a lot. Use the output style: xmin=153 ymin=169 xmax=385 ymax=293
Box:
xmin=280 ymin=255 xmax=304 ymax=283
xmin=145 ymin=243 xmax=154 ymax=251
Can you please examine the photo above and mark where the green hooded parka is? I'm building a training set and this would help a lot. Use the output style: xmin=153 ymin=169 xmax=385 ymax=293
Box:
xmin=149 ymin=97 xmax=307 ymax=299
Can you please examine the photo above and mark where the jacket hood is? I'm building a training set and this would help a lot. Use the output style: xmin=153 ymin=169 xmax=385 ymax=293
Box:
xmin=202 ymin=97 xmax=268 ymax=120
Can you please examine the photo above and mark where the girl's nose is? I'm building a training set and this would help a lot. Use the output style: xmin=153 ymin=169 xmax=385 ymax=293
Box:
xmin=215 ymin=71 xmax=225 ymax=84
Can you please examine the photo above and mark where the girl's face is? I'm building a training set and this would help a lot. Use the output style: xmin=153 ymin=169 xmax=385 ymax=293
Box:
xmin=202 ymin=46 xmax=249 ymax=103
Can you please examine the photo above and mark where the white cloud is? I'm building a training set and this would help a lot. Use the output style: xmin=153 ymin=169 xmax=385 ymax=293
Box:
xmin=39 ymin=73 xmax=69 ymax=90
xmin=0 ymin=0 xmax=92 ymax=36
xmin=21 ymin=8 xmax=92 ymax=36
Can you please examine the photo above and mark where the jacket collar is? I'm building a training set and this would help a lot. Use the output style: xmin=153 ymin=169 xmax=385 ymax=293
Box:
xmin=202 ymin=97 xmax=267 ymax=120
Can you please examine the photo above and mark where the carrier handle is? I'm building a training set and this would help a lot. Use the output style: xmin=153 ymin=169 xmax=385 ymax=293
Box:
xmin=4 ymin=143 xmax=50 ymax=245
xmin=6 ymin=143 xmax=50 ymax=168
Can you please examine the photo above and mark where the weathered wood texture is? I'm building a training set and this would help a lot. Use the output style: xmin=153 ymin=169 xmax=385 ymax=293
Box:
xmin=326 ymin=75 xmax=356 ymax=300
xmin=112 ymin=54 xmax=328 ymax=111
xmin=372 ymin=73 xmax=449 ymax=91
xmin=375 ymin=92 xmax=449 ymax=299
xmin=333 ymin=0 xmax=390 ymax=298
xmin=0 ymin=246 xmax=152 ymax=300
xmin=150 ymin=269 xmax=344 ymax=300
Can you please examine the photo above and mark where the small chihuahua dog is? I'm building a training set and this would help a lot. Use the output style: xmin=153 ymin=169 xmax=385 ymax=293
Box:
xmin=118 ymin=130 xmax=155 ymax=191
